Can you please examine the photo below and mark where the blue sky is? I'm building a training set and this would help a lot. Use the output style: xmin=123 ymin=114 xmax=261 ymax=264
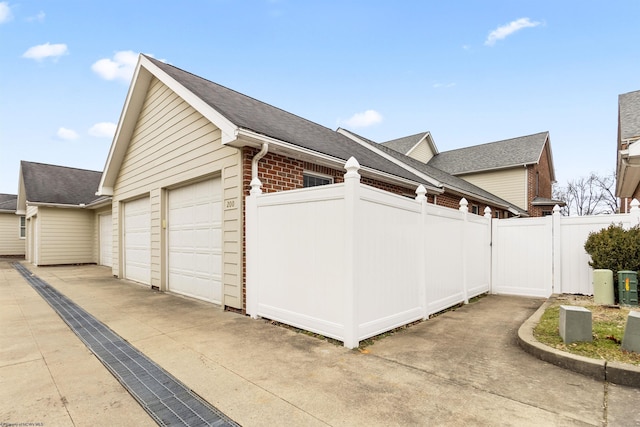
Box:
xmin=1 ymin=1 xmax=639 ymax=194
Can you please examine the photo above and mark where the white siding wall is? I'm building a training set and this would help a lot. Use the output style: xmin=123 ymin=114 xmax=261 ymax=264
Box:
xmin=37 ymin=207 xmax=95 ymax=265
xmin=460 ymin=168 xmax=527 ymax=210
xmin=0 ymin=213 xmax=25 ymax=255
xmin=112 ymin=77 xmax=243 ymax=308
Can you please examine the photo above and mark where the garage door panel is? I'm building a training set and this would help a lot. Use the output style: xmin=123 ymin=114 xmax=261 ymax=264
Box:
xmin=99 ymin=214 xmax=113 ymax=267
xmin=124 ymin=197 xmax=150 ymax=285
xmin=168 ymin=178 xmax=222 ymax=304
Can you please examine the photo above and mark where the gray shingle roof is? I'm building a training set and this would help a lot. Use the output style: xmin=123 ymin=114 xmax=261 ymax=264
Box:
xmin=427 ymin=132 xmax=549 ymax=175
xmin=356 ymin=137 xmax=526 ymax=214
xmin=21 ymin=161 xmax=103 ymax=205
xmin=145 ymin=56 xmax=428 ymax=185
xmin=0 ymin=194 xmax=17 ymax=211
xmin=381 ymin=132 xmax=430 ymax=154
xmin=619 ymin=90 xmax=640 ymax=141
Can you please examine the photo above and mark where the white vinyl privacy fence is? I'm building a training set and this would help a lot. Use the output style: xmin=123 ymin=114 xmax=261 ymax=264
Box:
xmin=246 ymin=157 xmax=491 ymax=348
xmin=246 ymin=157 xmax=640 ymax=348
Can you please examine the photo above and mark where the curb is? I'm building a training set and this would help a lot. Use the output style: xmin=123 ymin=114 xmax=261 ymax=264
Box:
xmin=517 ymin=298 xmax=640 ymax=388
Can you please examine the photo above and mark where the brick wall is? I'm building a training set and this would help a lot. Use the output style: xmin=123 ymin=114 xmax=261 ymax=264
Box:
xmin=527 ymin=140 xmax=554 ymax=217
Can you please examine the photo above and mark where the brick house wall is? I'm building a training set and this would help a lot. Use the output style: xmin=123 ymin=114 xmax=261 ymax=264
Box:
xmin=527 ymin=141 xmax=554 ymax=217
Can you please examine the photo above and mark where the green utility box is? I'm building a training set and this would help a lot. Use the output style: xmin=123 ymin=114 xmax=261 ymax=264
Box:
xmin=617 ymin=271 xmax=639 ymax=307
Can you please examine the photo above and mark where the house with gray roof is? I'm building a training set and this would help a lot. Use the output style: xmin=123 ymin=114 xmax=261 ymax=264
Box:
xmin=616 ymin=89 xmax=640 ymax=211
xmin=17 ymin=161 xmax=112 ymax=266
xmin=97 ymin=54 xmax=528 ymax=312
xmin=383 ymin=131 xmax=562 ymax=217
xmin=0 ymin=193 xmax=25 ymax=256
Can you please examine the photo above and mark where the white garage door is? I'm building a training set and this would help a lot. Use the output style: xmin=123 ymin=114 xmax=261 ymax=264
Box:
xmin=124 ymin=197 xmax=150 ymax=285
xmin=99 ymin=213 xmax=113 ymax=267
xmin=168 ymin=178 xmax=222 ymax=304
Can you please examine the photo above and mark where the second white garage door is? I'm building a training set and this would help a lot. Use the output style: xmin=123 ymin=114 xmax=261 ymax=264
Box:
xmin=124 ymin=197 xmax=151 ymax=285
xmin=168 ymin=178 xmax=222 ymax=304
xmin=99 ymin=213 xmax=113 ymax=267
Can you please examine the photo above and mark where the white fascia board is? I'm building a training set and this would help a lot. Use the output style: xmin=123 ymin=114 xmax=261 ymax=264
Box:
xmin=236 ymin=129 xmax=440 ymax=193
xmin=97 ymin=55 xmax=240 ymax=197
xmin=406 ymin=132 xmax=438 ymax=157
xmin=140 ymin=56 xmax=238 ymax=145
xmin=336 ymin=128 xmax=442 ymax=188
xmin=97 ymin=56 xmax=151 ymax=196
xmin=26 ymin=202 xmax=85 ymax=209
xmin=628 ymin=139 xmax=640 ymax=159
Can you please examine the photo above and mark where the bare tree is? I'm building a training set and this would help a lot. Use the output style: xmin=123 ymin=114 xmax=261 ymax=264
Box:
xmin=553 ymin=172 xmax=618 ymax=216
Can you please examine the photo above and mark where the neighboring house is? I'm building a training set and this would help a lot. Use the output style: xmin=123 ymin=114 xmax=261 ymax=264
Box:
xmin=0 ymin=194 xmax=25 ymax=256
xmin=383 ymin=131 xmax=562 ymax=217
xmin=616 ymin=90 xmax=640 ymax=212
xmin=97 ymin=54 xmax=526 ymax=311
xmin=16 ymin=161 xmax=112 ymax=266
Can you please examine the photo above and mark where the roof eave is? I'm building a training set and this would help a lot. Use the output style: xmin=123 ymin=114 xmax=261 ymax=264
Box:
xmin=97 ymin=54 xmax=240 ymax=197
xmin=336 ymin=128 xmax=443 ymax=189
xmin=237 ymin=128 xmax=442 ymax=194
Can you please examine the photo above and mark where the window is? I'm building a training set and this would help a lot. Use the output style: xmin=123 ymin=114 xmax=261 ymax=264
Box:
xmin=471 ymin=205 xmax=479 ymax=215
xmin=542 ymin=210 xmax=553 ymax=216
xmin=494 ymin=211 xmax=501 ymax=219
xmin=19 ymin=216 xmax=25 ymax=238
xmin=303 ymin=173 xmax=332 ymax=188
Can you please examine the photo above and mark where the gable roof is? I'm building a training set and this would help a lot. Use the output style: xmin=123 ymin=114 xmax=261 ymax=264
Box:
xmin=381 ymin=131 xmax=438 ymax=157
xmin=100 ymin=55 xmax=434 ymax=195
xmin=427 ymin=132 xmax=551 ymax=177
xmin=338 ymin=129 xmax=528 ymax=216
xmin=619 ymin=90 xmax=640 ymax=142
xmin=0 ymin=194 xmax=17 ymax=212
xmin=19 ymin=161 xmax=103 ymax=206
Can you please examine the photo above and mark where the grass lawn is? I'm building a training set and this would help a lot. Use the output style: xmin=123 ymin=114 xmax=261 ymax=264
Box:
xmin=534 ymin=294 xmax=640 ymax=366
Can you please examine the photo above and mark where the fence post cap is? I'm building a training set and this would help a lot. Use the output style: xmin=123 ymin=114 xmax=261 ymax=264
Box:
xmin=344 ymin=157 xmax=361 ymax=178
xmin=250 ymin=177 xmax=263 ymax=195
xmin=459 ymin=198 xmax=468 ymax=212
xmin=484 ymin=206 xmax=492 ymax=218
xmin=415 ymin=184 xmax=427 ymax=201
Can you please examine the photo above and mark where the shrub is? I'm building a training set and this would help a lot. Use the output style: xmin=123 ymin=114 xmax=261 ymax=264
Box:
xmin=584 ymin=224 xmax=640 ymax=273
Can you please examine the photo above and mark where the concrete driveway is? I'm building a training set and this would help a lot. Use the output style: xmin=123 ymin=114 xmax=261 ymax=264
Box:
xmin=2 ymin=261 xmax=639 ymax=426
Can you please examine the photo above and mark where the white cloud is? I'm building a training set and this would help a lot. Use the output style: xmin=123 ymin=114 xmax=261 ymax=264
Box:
xmin=89 ymin=122 xmax=117 ymax=138
xmin=57 ymin=127 xmax=79 ymax=140
xmin=0 ymin=2 xmax=13 ymax=24
xmin=485 ymin=18 xmax=541 ymax=46
xmin=26 ymin=11 xmax=45 ymax=22
xmin=91 ymin=50 xmax=139 ymax=82
xmin=343 ymin=110 xmax=383 ymax=128
xmin=22 ymin=42 xmax=68 ymax=61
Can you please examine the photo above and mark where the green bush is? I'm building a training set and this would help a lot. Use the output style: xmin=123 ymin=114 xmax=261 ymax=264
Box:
xmin=584 ymin=224 xmax=640 ymax=273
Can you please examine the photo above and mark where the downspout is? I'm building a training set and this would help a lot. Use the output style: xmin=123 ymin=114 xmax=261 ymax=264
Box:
xmin=250 ymin=143 xmax=269 ymax=194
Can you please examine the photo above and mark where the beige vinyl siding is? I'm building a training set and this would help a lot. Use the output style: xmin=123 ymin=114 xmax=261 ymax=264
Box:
xmin=459 ymin=167 xmax=528 ymax=210
xmin=406 ymin=140 xmax=434 ymax=163
xmin=36 ymin=207 xmax=95 ymax=265
xmin=93 ymin=206 xmax=112 ymax=265
xmin=113 ymin=77 xmax=243 ymax=308
xmin=0 ymin=213 xmax=25 ymax=255
xmin=25 ymin=205 xmax=38 ymax=263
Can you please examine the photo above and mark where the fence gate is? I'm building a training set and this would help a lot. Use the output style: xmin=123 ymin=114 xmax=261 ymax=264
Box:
xmin=491 ymin=216 xmax=553 ymax=297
